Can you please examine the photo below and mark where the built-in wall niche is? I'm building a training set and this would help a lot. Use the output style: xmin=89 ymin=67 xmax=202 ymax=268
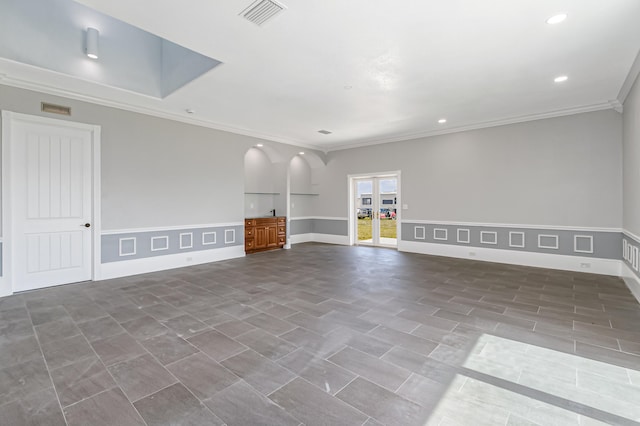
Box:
xmin=289 ymin=155 xmax=318 ymax=218
xmin=244 ymin=147 xmax=279 ymax=218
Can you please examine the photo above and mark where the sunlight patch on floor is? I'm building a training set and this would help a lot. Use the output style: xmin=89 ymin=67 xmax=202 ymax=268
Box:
xmin=425 ymin=334 xmax=640 ymax=425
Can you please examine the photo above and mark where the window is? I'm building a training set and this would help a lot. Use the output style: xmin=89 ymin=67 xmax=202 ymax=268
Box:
xmin=382 ymin=199 xmax=393 ymax=205
xmin=362 ymin=197 xmax=372 ymax=205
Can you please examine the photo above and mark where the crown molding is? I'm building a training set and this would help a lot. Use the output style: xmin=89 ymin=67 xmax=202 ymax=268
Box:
xmin=0 ymin=71 xmax=324 ymax=152
xmin=618 ymin=48 xmax=640 ymax=105
xmin=325 ymin=101 xmax=620 ymax=152
xmin=0 ymin=63 xmax=627 ymax=155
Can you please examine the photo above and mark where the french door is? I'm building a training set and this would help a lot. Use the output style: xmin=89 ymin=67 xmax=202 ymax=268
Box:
xmin=354 ymin=175 xmax=398 ymax=247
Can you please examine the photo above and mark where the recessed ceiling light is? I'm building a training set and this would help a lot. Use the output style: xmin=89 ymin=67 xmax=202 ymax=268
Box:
xmin=554 ymin=75 xmax=568 ymax=83
xmin=299 ymin=152 xmax=305 ymax=155
xmin=256 ymin=143 xmax=263 ymax=147
xmin=438 ymin=119 xmax=447 ymax=124
xmin=546 ymin=13 xmax=567 ymax=25
xmin=186 ymin=109 xmax=195 ymax=114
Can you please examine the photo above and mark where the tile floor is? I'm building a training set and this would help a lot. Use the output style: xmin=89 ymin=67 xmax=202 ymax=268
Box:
xmin=1 ymin=243 xmax=639 ymax=425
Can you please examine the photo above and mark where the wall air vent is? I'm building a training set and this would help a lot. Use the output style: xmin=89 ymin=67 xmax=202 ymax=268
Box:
xmin=41 ymin=102 xmax=71 ymax=115
xmin=318 ymin=129 xmax=332 ymax=135
xmin=240 ymin=0 xmax=286 ymax=26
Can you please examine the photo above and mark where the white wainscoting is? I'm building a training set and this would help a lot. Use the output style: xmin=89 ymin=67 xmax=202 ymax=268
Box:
xmin=621 ymin=262 xmax=640 ymax=304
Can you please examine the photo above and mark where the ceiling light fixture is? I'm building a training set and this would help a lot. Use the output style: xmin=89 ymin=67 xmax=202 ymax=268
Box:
xmin=299 ymin=152 xmax=305 ymax=155
xmin=85 ymin=27 xmax=99 ymax=59
xmin=256 ymin=143 xmax=264 ymax=147
xmin=546 ymin=13 xmax=567 ymax=24
xmin=438 ymin=119 xmax=447 ymax=124
xmin=554 ymin=75 xmax=568 ymax=83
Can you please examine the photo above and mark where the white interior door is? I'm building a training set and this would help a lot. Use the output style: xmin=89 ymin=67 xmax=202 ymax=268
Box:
xmin=9 ymin=116 xmax=95 ymax=292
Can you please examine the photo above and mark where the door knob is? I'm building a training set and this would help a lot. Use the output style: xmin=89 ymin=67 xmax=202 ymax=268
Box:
xmin=82 ymin=223 xmax=91 ymax=228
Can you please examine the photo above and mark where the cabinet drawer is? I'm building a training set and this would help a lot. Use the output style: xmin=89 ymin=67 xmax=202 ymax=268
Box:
xmin=277 ymin=218 xmax=285 ymax=224
xmin=278 ymin=226 xmax=285 ymax=234
xmin=245 ymin=219 xmax=255 ymax=227
xmin=245 ymin=228 xmax=254 ymax=237
xmin=255 ymin=218 xmax=275 ymax=226
xmin=245 ymin=238 xmax=255 ymax=250
xmin=278 ymin=236 xmax=286 ymax=244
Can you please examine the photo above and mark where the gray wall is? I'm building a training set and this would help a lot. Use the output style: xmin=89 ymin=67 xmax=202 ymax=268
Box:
xmin=315 ymin=110 xmax=623 ymax=229
xmin=0 ymin=84 xmax=261 ymax=231
xmin=623 ymin=72 xmax=640 ymax=237
xmin=0 ymin=83 xmax=628 ymax=278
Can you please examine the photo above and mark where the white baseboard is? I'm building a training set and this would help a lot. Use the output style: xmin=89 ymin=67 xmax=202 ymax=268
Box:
xmin=312 ymin=233 xmax=349 ymax=245
xmin=398 ymin=241 xmax=621 ymax=276
xmin=621 ymin=263 xmax=640 ymax=304
xmin=100 ymin=246 xmax=245 ymax=280
xmin=290 ymin=233 xmax=313 ymax=244
xmin=290 ymin=233 xmax=349 ymax=246
xmin=0 ymin=277 xmax=11 ymax=298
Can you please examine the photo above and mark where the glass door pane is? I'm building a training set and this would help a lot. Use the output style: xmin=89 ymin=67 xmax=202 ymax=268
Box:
xmin=378 ymin=178 xmax=397 ymax=247
xmin=356 ymin=179 xmax=374 ymax=245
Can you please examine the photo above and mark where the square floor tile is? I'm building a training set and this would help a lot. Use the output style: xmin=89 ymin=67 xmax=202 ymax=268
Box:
xmin=269 ymin=377 xmax=368 ymax=426
xmin=167 ymin=352 xmax=239 ymax=400
xmin=134 ymin=382 xmax=224 ymax=425
xmin=140 ymin=332 xmax=199 ymax=365
xmin=107 ymin=354 xmax=177 ymax=402
xmin=64 ymin=387 xmax=146 ymax=426
xmin=221 ymin=350 xmax=295 ymax=395
xmin=91 ymin=333 xmax=148 ymax=366
xmin=204 ymin=381 xmax=299 ymax=426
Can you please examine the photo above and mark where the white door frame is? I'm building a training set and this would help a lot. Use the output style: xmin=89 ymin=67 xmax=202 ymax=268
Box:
xmin=1 ymin=111 xmax=102 ymax=297
xmin=348 ymin=171 xmax=401 ymax=247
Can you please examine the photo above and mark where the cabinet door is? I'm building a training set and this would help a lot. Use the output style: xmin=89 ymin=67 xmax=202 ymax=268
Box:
xmin=266 ymin=225 xmax=278 ymax=247
xmin=255 ymin=226 xmax=268 ymax=249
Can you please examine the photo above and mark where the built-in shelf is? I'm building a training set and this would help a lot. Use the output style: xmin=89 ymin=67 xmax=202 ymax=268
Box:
xmin=244 ymin=192 xmax=280 ymax=195
xmin=290 ymin=192 xmax=319 ymax=196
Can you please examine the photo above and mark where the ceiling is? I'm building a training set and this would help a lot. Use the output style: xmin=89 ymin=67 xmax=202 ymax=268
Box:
xmin=1 ymin=0 xmax=639 ymax=151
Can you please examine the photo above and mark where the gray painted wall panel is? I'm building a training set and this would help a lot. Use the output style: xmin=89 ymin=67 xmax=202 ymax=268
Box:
xmin=402 ymin=222 xmax=620 ymax=259
xmin=290 ymin=219 xmax=348 ymax=236
xmin=290 ymin=219 xmax=314 ymax=235
xmin=313 ymin=219 xmax=348 ymax=236
xmin=102 ymin=225 xmax=243 ymax=263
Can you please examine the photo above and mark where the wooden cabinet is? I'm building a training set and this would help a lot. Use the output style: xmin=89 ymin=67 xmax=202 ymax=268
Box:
xmin=245 ymin=216 xmax=286 ymax=254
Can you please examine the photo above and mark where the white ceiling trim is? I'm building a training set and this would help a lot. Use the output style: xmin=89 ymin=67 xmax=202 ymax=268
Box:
xmin=0 ymin=68 xmax=322 ymax=152
xmin=327 ymin=101 xmax=622 ymax=152
xmin=618 ymin=48 xmax=640 ymax=105
xmin=0 ymin=63 xmax=624 ymax=155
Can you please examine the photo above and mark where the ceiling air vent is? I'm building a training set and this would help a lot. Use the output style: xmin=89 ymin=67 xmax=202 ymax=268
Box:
xmin=318 ymin=129 xmax=332 ymax=135
xmin=240 ymin=0 xmax=286 ymax=26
